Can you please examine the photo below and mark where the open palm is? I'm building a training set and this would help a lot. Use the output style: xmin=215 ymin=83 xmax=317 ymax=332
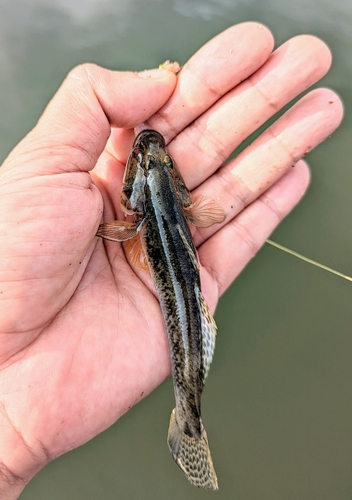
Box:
xmin=0 ymin=23 xmax=342 ymax=493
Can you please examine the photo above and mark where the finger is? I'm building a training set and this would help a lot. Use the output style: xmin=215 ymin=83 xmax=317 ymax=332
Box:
xmin=91 ymin=150 xmax=126 ymax=221
xmin=147 ymin=22 xmax=274 ymax=142
xmin=3 ymin=65 xmax=176 ymax=176
xmin=191 ymin=88 xmax=343 ymax=247
xmin=108 ymin=22 xmax=274 ymax=162
xmin=105 ymin=127 xmax=136 ymax=166
xmin=168 ymin=34 xmax=332 ymax=189
xmin=199 ymin=160 xmax=310 ymax=299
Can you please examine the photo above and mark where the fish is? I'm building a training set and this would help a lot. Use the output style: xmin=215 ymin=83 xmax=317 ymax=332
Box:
xmin=96 ymin=129 xmax=225 ymax=489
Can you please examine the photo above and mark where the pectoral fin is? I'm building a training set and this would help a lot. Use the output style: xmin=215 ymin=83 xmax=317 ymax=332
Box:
xmin=184 ymin=195 xmax=226 ymax=228
xmin=96 ymin=220 xmax=143 ymax=242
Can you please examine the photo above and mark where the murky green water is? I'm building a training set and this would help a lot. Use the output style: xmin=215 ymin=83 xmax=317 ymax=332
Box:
xmin=1 ymin=0 xmax=352 ymax=498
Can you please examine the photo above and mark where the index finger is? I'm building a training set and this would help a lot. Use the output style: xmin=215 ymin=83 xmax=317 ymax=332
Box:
xmin=2 ymin=66 xmax=176 ymax=177
xmin=146 ymin=22 xmax=274 ymax=143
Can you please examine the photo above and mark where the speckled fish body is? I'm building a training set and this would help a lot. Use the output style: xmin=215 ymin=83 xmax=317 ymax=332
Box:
xmin=97 ymin=129 xmax=219 ymax=489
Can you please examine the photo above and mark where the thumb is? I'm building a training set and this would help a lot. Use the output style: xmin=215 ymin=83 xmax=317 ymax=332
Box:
xmin=3 ymin=64 xmax=176 ymax=176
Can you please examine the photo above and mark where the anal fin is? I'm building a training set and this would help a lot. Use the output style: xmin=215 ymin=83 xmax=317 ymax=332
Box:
xmin=195 ymin=287 xmax=217 ymax=379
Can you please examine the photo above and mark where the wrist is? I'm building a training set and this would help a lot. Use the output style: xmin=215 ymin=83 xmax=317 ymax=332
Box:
xmin=0 ymin=415 xmax=49 ymax=500
xmin=0 ymin=464 xmax=26 ymax=500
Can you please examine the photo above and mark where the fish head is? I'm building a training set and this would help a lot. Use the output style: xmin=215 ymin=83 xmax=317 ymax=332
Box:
xmin=121 ymin=129 xmax=177 ymax=214
xmin=133 ymin=129 xmax=172 ymax=172
xmin=133 ymin=129 xmax=166 ymax=152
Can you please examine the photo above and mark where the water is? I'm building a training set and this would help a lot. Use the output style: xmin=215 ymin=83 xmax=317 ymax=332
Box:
xmin=1 ymin=0 xmax=351 ymax=498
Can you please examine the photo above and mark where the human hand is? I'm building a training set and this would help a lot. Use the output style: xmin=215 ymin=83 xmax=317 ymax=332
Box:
xmin=0 ymin=22 xmax=342 ymax=499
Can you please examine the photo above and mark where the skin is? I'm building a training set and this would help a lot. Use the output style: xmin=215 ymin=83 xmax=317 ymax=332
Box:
xmin=0 ymin=22 xmax=343 ymax=499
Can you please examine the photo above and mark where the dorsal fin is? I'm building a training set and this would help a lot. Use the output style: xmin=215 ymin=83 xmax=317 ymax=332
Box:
xmin=176 ymin=224 xmax=199 ymax=271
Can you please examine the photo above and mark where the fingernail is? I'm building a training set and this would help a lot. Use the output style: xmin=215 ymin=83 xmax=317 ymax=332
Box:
xmin=138 ymin=68 xmax=169 ymax=79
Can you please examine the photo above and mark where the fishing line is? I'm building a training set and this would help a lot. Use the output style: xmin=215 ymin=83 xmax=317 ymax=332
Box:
xmin=266 ymin=239 xmax=352 ymax=282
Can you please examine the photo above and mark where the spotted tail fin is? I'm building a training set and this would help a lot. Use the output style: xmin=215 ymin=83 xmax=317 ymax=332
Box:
xmin=167 ymin=409 xmax=218 ymax=490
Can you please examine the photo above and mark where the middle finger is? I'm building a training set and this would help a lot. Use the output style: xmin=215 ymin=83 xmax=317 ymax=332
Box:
xmin=191 ymin=87 xmax=343 ymax=248
xmin=168 ymin=34 xmax=332 ymax=190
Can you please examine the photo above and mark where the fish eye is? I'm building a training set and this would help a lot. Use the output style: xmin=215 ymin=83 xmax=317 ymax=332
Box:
xmin=132 ymin=147 xmax=143 ymax=164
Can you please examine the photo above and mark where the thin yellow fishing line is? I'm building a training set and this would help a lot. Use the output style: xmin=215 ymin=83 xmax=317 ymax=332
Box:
xmin=266 ymin=239 xmax=352 ymax=282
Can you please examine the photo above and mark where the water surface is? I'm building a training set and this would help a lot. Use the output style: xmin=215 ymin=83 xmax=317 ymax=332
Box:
xmin=1 ymin=1 xmax=351 ymax=498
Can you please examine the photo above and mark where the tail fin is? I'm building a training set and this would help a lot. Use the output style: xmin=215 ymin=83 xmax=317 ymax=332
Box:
xmin=167 ymin=409 xmax=218 ymax=490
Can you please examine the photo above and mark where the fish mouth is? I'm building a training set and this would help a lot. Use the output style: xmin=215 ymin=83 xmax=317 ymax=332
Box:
xmin=133 ymin=129 xmax=166 ymax=150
